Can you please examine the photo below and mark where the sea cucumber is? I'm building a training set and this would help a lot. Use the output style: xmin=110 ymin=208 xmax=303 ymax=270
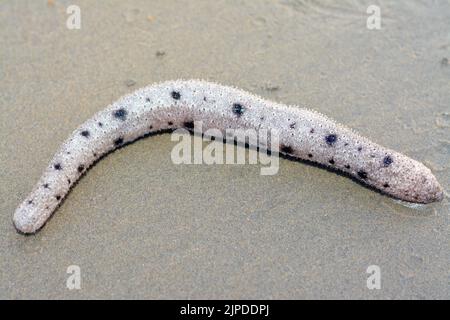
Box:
xmin=13 ymin=79 xmax=443 ymax=234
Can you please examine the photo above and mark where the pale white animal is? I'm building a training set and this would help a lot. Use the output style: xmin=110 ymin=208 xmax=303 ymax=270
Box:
xmin=13 ymin=80 xmax=443 ymax=234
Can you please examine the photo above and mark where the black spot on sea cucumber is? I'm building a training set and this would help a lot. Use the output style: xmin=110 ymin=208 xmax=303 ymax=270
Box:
xmin=184 ymin=121 xmax=194 ymax=129
xmin=383 ymin=183 xmax=390 ymax=188
xmin=77 ymin=165 xmax=84 ymax=173
xmin=383 ymin=155 xmax=393 ymax=167
xmin=310 ymin=128 xmax=315 ymax=134
xmin=55 ymin=195 xmax=61 ymax=200
xmin=43 ymin=183 xmax=49 ymax=189
xmin=280 ymin=145 xmax=293 ymax=154
xmin=113 ymin=108 xmax=127 ymax=121
xmin=289 ymin=122 xmax=296 ymax=129
xmin=203 ymin=96 xmax=207 ymax=102
xmin=357 ymin=146 xmax=363 ymax=152
xmin=325 ymin=134 xmax=337 ymax=146
xmin=168 ymin=121 xmax=173 ymax=126
xmin=81 ymin=130 xmax=90 ymax=138
xmin=93 ymin=153 xmax=97 ymax=157
xmin=54 ymin=163 xmax=62 ymax=170
xmin=146 ymin=98 xmax=151 ymax=103
xmin=171 ymin=91 xmax=181 ymax=100
xmin=357 ymin=171 xmax=368 ymax=179
xmin=149 ymin=125 xmax=153 ymax=130
xmin=329 ymin=159 xmax=335 ymax=165
xmin=232 ymin=103 xmax=245 ymax=117
xmin=345 ymin=164 xmax=351 ymax=169
xmin=114 ymin=137 xmax=124 ymax=146
xmin=67 ymin=179 xmax=71 ymax=184
xmin=308 ymin=153 xmax=313 ymax=158
xmin=98 ymin=122 xmax=103 ymax=127
xmin=27 ymin=200 xmax=33 ymax=205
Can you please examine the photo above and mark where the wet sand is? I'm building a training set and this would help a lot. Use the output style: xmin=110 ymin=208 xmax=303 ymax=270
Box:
xmin=0 ymin=0 xmax=449 ymax=299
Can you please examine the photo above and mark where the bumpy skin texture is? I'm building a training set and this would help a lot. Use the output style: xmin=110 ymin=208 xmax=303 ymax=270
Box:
xmin=14 ymin=80 xmax=443 ymax=234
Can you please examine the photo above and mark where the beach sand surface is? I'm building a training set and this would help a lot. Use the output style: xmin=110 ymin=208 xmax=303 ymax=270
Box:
xmin=0 ymin=0 xmax=449 ymax=299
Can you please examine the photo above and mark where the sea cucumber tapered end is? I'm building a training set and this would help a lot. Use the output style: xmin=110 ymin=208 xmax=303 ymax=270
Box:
xmin=13 ymin=190 xmax=53 ymax=234
xmin=414 ymin=168 xmax=444 ymax=203
xmin=384 ymin=157 xmax=444 ymax=204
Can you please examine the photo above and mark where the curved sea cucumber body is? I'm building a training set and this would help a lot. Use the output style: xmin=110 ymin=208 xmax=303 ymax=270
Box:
xmin=14 ymin=80 xmax=443 ymax=234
